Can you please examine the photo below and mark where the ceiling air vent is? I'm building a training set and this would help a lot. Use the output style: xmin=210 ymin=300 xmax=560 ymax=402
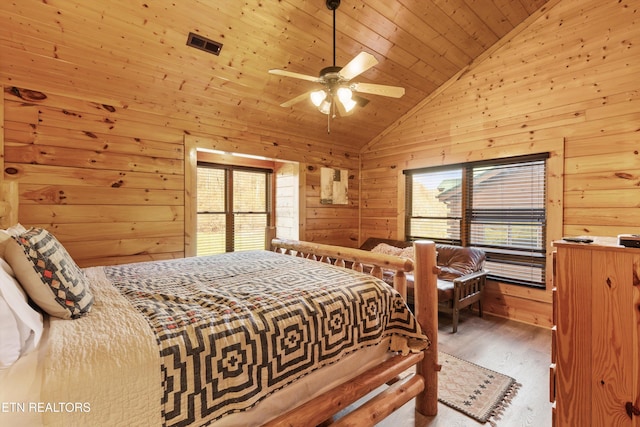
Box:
xmin=186 ymin=32 xmax=223 ymax=56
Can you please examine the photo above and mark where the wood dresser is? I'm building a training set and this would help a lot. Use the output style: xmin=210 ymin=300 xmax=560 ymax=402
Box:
xmin=551 ymin=237 xmax=640 ymax=426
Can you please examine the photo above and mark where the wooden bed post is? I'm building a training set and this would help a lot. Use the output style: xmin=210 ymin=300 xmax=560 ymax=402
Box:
xmin=265 ymin=226 xmax=277 ymax=250
xmin=413 ymin=240 xmax=440 ymax=416
xmin=0 ymin=180 xmax=18 ymax=228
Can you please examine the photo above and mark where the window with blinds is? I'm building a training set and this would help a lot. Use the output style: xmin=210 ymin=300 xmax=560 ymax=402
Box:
xmin=405 ymin=154 xmax=548 ymax=288
xmin=197 ymin=163 xmax=272 ymax=255
xmin=406 ymin=168 xmax=463 ymax=245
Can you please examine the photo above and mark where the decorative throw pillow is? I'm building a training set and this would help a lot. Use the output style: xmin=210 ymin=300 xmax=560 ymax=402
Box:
xmin=0 ymin=265 xmax=43 ymax=367
xmin=4 ymin=228 xmax=94 ymax=319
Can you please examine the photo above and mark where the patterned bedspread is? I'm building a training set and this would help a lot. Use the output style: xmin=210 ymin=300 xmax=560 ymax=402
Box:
xmin=105 ymin=250 xmax=429 ymax=426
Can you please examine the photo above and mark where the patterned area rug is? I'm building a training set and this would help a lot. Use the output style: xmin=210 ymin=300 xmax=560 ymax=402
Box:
xmin=438 ymin=352 xmax=520 ymax=426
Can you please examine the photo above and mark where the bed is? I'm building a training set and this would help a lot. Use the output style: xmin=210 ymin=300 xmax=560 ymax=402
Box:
xmin=0 ymin=180 xmax=440 ymax=427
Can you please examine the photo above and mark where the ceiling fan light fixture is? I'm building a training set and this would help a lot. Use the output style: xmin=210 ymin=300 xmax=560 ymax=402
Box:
xmin=310 ymin=89 xmax=327 ymax=107
xmin=336 ymin=87 xmax=356 ymax=112
xmin=269 ymin=0 xmax=405 ymax=132
xmin=318 ymin=98 xmax=332 ymax=115
xmin=337 ymin=87 xmax=352 ymax=103
xmin=341 ymin=97 xmax=357 ymax=113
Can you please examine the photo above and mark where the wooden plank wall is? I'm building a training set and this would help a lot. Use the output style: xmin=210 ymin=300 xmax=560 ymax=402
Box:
xmin=303 ymin=164 xmax=360 ymax=246
xmin=360 ymin=0 xmax=640 ymax=326
xmin=4 ymin=87 xmax=187 ymax=267
xmin=2 ymin=87 xmax=360 ymax=266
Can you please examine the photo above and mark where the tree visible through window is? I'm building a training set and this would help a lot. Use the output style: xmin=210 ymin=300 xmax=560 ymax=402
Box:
xmin=197 ymin=163 xmax=272 ymax=255
xmin=405 ymin=155 xmax=548 ymax=288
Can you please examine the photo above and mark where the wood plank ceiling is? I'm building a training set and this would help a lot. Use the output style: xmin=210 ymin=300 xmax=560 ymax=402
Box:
xmin=0 ymin=0 xmax=550 ymax=150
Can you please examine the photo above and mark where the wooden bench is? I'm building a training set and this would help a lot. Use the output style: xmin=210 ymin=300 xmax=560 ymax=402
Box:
xmin=360 ymin=237 xmax=488 ymax=333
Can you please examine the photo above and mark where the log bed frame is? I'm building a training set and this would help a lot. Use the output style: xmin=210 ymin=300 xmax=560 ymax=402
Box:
xmin=0 ymin=181 xmax=18 ymax=229
xmin=266 ymin=236 xmax=440 ymax=426
xmin=0 ymin=181 xmax=440 ymax=426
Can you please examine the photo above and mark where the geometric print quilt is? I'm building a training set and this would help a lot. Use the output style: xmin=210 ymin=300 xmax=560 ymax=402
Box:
xmin=105 ymin=250 xmax=429 ymax=426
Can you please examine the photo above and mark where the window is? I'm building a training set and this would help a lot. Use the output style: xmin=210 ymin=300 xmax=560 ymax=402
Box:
xmin=406 ymin=168 xmax=463 ymax=244
xmin=197 ymin=163 xmax=272 ymax=255
xmin=405 ymin=154 xmax=548 ymax=288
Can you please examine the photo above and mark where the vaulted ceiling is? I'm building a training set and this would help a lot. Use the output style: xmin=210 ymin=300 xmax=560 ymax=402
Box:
xmin=1 ymin=0 xmax=551 ymax=150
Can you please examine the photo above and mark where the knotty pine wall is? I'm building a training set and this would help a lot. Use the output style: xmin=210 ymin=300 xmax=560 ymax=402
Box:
xmin=360 ymin=0 xmax=640 ymax=327
xmin=2 ymin=0 xmax=637 ymax=326
xmin=1 ymin=86 xmax=360 ymax=267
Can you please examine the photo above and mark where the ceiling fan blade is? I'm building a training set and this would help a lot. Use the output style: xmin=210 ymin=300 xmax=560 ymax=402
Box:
xmin=279 ymin=91 xmax=311 ymax=108
xmin=268 ymin=69 xmax=320 ymax=83
xmin=351 ymin=82 xmax=405 ymax=98
xmin=338 ymin=52 xmax=378 ymax=81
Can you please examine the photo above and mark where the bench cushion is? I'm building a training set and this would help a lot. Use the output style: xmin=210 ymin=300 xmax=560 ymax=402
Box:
xmin=360 ymin=237 xmax=486 ymax=302
xmin=434 ymin=245 xmax=486 ymax=280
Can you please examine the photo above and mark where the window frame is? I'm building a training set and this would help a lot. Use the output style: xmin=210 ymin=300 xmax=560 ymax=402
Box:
xmin=404 ymin=153 xmax=549 ymax=289
xmin=404 ymin=165 xmax=464 ymax=246
xmin=196 ymin=162 xmax=273 ymax=254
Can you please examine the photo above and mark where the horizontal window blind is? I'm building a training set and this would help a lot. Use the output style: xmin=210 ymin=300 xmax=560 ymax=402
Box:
xmin=234 ymin=214 xmax=268 ymax=251
xmin=197 ymin=167 xmax=226 ymax=255
xmin=197 ymin=213 xmax=226 ymax=255
xmin=197 ymin=164 xmax=271 ymax=255
xmin=197 ymin=167 xmax=225 ymax=213
xmin=232 ymin=170 xmax=269 ymax=252
xmin=405 ymin=154 xmax=548 ymax=288
xmin=469 ymin=161 xmax=545 ymax=250
xmin=468 ymin=159 xmax=546 ymax=287
xmin=406 ymin=168 xmax=462 ymax=244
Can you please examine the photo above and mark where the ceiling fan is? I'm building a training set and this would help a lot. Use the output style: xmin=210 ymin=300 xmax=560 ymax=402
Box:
xmin=268 ymin=0 xmax=405 ymax=131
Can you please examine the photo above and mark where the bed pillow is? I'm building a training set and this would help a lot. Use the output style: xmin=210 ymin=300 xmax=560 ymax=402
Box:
xmin=0 ymin=230 xmax=13 ymax=263
xmin=0 ymin=225 xmax=28 ymax=273
xmin=0 ymin=258 xmax=15 ymax=279
xmin=4 ymin=227 xmax=94 ymax=319
xmin=0 ymin=266 xmax=43 ymax=368
xmin=0 ymin=294 xmax=21 ymax=368
xmin=5 ymin=223 xmax=28 ymax=237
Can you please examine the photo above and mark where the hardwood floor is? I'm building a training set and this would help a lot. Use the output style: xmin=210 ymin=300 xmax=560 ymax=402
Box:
xmin=373 ymin=310 xmax=552 ymax=426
